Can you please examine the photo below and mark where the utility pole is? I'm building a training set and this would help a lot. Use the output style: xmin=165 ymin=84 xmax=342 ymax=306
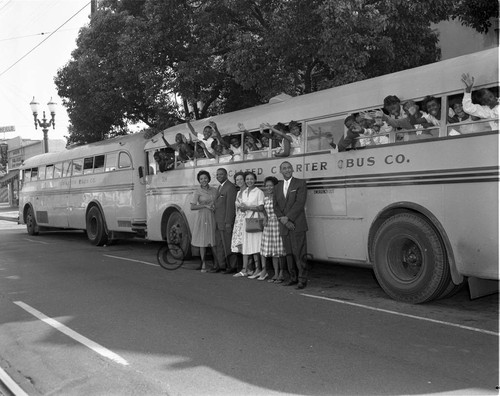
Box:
xmin=91 ymin=0 xmax=97 ymax=17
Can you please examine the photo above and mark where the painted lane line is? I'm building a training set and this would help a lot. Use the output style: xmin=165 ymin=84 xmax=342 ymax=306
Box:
xmin=104 ymin=254 xmax=159 ymax=267
xmin=24 ymin=238 xmax=50 ymax=244
xmin=13 ymin=301 xmax=129 ymax=366
xmin=301 ymin=294 xmax=499 ymax=337
xmin=0 ymin=366 xmax=29 ymax=396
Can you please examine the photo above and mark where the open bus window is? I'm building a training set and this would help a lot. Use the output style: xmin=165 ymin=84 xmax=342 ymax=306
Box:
xmin=31 ymin=167 xmax=38 ymax=180
xmin=72 ymin=159 xmax=83 ymax=176
xmin=54 ymin=163 xmax=62 ymax=179
xmin=83 ymin=157 xmax=94 ymax=174
xmin=395 ymin=127 xmax=439 ymax=142
xmin=105 ymin=153 xmax=117 ymax=172
xmin=447 ymin=86 xmax=499 ymax=135
xmin=38 ymin=165 xmax=46 ymax=180
xmin=45 ymin=164 xmax=54 ymax=179
xmin=62 ymin=161 xmax=72 ymax=177
xmin=306 ymin=116 xmax=345 ymax=152
xmin=226 ymin=134 xmax=243 ymax=161
xmin=118 ymin=152 xmax=132 ymax=169
xmin=94 ymin=155 xmax=105 ymax=173
xmin=23 ymin=169 xmax=31 ymax=182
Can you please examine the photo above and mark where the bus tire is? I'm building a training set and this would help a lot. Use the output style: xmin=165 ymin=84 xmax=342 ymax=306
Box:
xmin=372 ymin=212 xmax=451 ymax=304
xmin=437 ymin=279 xmax=466 ymax=300
xmin=86 ymin=206 xmax=108 ymax=246
xmin=26 ymin=206 xmax=39 ymax=236
xmin=165 ymin=211 xmax=191 ymax=260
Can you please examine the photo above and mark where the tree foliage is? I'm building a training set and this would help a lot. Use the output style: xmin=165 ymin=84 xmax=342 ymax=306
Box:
xmin=55 ymin=0 xmax=498 ymax=145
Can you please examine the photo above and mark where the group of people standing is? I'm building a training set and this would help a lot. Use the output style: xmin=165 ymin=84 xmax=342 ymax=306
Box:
xmin=190 ymin=162 xmax=309 ymax=289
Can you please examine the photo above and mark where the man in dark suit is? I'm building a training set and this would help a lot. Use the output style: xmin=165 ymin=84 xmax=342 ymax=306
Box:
xmin=273 ymin=161 xmax=309 ymax=289
xmin=212 ymin=168 xmax=238 ymax=273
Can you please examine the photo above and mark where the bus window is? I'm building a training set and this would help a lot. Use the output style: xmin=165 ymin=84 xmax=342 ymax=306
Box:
xmin=306 ymin=116 xmax=345 ymax=152
xmin=227 ymin=134 xmax=243 ymax=161
xmin=447 ymin=87 xmax=499 ymax=135
xmin=105 ymin=152 xmax=117 ymax=172
xmin=31 ymin=167 xmax=38 ymax=180
xmin=83 ymin=157 xmax=94 ymax=174
xmin=118 ymin=152 xmax=132 ymax=169
xmin=38 ymin=165 xmax=46 ymax=180
xmin=54 ymin=163 xmax=62 ymax=178
xmin=72 ymin=159 xmax=83 ymax=176
xmin=62 ymin=161 xmax=72 ymax=177
xmin=94 ymin=155 xmax=105 ymax=173
xmin=45 ymin=164 xmax=54 ymax=180
xmin=24 ymin=169 xmax=31 ymax=182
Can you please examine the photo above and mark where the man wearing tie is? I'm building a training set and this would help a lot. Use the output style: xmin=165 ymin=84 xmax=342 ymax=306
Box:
xmin=212 ymin=168 xmax=238 ymax=273
xmin=273 ymin=161 xmax=309 ymax=289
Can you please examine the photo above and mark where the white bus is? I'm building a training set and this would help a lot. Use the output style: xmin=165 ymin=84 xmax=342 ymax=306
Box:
xmin=144 ymin=48 xmax=498 ymax=303
xmin=19 ymin=48 xmax=498 ymax=303
xmin=19 ymin=132 xmax=149 ymax=245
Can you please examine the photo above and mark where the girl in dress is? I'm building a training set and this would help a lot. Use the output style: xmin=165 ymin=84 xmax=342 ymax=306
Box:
xmin=190 ymin=170 xmax=217 ymax=272
xmin=261 ymin=176 xmax=286 ymax=283
xmin=231 ymin=172 xmax=247 ymax=276
xmin=239 ymin=171 xmax=266 ymax=279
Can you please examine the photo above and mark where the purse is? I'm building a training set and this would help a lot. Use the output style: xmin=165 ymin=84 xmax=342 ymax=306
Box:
xmin=245 ymin=211 xmax=264 ymax=233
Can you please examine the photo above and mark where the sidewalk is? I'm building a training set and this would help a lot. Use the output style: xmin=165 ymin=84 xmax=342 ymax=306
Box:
xmin=0 ymin=203 xmax=19 ymax=222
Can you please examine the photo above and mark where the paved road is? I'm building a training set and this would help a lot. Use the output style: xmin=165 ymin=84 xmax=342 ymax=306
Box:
xmin=0 ymin=225 xmax=498 ymax=395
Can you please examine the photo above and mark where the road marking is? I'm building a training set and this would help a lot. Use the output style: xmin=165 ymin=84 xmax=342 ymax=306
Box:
xmin=302 ymin=294 xmax=499 ymax=337
xmin=104 ymin=254 xmax=159 ymax=267
xmin=24 ymin=238 xmax=50 ymax=244
xmin=13 ymin=301 xmax=129 ymax=366
xmin=0 ymin=366 xmax=29 ymax=396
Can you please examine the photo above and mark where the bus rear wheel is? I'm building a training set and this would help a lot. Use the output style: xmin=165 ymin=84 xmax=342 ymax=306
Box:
xmin=26 ymin=206 xmax=39 ymax=236
xmin=86 ymin=206 xmax=108 ymax=246
xmin=165 ymin=211 xmax=191 ymax=260
xmin=372 ymin=212 xmax=451 ymax=304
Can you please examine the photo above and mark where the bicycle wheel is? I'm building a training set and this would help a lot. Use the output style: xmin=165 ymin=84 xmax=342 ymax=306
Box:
xmin=157 ymin=243 xmax=185 ymax=270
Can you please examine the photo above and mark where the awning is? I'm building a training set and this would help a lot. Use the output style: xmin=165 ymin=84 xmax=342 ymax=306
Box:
xmin=0 ymin=170 xmax=19 ymax=188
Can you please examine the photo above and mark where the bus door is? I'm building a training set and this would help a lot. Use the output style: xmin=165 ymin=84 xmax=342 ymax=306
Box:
xmin=303 ymin=116 xmax=348 ymax=261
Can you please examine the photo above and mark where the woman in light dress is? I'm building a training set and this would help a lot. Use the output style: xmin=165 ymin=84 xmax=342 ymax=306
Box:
xmin=230 ymin=171 xmax=246 ymax=256
xmin=234 ymin=171 xmax=266 ymax=279
xmin=190 ymin=170 xmax=217 ymax=272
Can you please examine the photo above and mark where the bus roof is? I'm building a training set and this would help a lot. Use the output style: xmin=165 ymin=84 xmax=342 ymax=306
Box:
xmin=146 ymin=47 xmax=498 ymax=151
xmin=21 ymin=131 xmax=147 ymax=168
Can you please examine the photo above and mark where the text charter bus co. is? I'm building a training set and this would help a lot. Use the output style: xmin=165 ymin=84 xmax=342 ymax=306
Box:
xmin=19 ymin=48 xmax=498 ymax=303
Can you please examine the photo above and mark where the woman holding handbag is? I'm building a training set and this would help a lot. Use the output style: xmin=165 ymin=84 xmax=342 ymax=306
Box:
xmin=236 ymin=171 xmax=266 ymax=279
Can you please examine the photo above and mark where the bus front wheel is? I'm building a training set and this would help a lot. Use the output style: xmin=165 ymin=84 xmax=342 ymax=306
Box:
xmin=86 ymin=206 xmax=108 ymax=246
xmin=165 ymin=211 xmax=191 ymax=260
xmin=26 ymin=206 xmax=39 ymax=236
xmin=372 ymin=212 xmax=451 ymax=304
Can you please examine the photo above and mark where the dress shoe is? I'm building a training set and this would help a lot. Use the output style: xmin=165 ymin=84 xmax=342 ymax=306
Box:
xmin=208 ymin=268 xmax=222 ymax=273
xmin=296 ymin=281 xmax=307 ymax=290
xmin=283 ymin=280 xmax=298 ymax=286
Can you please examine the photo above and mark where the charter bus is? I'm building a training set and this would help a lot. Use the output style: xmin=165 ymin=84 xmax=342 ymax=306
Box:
xmin=19 ymin=132 xmax=149 ymax=245
xmin=143 ymin=48 xmax=498 ymax=303
xmin=19 ymin=48 xmax=498 ymax=303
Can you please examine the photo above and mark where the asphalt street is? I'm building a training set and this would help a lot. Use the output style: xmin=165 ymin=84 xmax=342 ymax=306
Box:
xmin=0 ymin=223 xmax=498 ymax=395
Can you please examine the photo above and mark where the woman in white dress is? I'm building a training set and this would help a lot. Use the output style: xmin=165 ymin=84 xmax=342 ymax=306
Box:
xmin=238 ymin=171 xmax=266 ymax=279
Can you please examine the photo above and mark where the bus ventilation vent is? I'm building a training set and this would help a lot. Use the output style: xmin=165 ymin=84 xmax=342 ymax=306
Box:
xmin=118 ymin=220 xmax=132 ymax=228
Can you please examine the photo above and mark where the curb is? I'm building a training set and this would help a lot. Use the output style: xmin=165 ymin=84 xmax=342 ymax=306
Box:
xmin=0 ymin=216 xmax=18 ymax=223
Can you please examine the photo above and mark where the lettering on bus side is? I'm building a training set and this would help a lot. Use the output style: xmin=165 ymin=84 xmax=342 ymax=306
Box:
xmin=337 ymin=154 xmax=409 ymax=169
xmin=228 ymin=161 xmax=327 ymax=177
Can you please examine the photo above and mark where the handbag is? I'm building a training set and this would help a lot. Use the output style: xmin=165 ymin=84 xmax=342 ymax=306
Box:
xmin=245 ymin=211 xmax=264 ymax=233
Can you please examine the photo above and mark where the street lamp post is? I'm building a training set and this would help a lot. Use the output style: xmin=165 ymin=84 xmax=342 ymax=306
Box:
xmin=30 ymin=97 xmax=56 ymax=153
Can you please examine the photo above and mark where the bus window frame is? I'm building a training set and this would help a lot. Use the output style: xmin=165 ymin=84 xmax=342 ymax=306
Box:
xmin=72 ymin=159 xmax=83 ymax=176
xmin=118 ymin=151 xmax=132 ymax=169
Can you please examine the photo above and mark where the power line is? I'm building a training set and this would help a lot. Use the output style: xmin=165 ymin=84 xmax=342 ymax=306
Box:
xmin=0 ymin=28 xmax=78 ymax=42
xmin=0 ymin=1 xmax=90 ymax=78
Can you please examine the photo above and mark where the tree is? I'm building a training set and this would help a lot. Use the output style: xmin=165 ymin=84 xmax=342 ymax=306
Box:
xmin=56 ymin=0 xmax=497 ymax=145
